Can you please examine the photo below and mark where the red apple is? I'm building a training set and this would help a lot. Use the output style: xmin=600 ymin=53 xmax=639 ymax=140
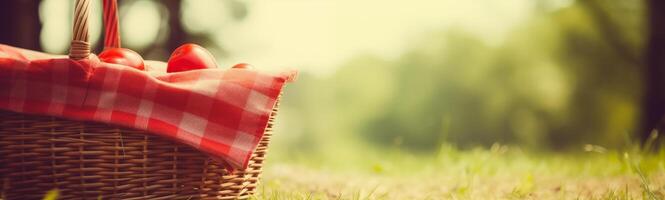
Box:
xmin=232 ymin=63 xmax=253 ymax=69
xmin=167 ymin=43 xmax=218 ymax=73
xmin=98 ymin=48 xmax=145 ymax=70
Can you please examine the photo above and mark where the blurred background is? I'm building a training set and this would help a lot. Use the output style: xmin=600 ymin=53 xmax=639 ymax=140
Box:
xmin=1 ymin=0 xmax=663 ymax=164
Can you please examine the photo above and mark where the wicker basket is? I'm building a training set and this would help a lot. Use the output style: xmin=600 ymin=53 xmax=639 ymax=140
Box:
xmin=0 ymin=1 xmax=279 ymax=199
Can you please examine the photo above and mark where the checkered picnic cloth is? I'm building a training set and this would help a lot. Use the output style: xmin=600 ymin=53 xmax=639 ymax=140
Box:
xmin=0 ymin=44 xmax=296 ymax=170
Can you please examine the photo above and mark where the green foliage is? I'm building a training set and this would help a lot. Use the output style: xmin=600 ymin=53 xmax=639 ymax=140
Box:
xmin=279 ymin=0 xmax=648 ymax=151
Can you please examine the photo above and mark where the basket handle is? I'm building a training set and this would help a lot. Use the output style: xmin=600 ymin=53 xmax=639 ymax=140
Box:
xmin=69 ymin=0 xmax=122 ymax=60
xmin=103 ymin=0 xmax=121 ymax=49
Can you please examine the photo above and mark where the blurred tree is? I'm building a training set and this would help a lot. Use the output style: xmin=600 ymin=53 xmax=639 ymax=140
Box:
xmin=0 ymin=0 xmax=42 ymax=51
xmin=581 ymin=1 xmax=643 ymax=64
xmin=155 ymin=0 xmax=246 ymax=58
xmin=580 ymin=0 xmax=664 ymax=143
xmin=164 ymin=0 xmax=186 ymax=52
xmin=550 ymin=0 xmax=644 ymax=147
xmin=352 ymin=1 xmax=648 ymax=150
xmin=642 ymin=0 xmax=665 ymax=142
xmin=363 ymin=30 xmax=510 ymax=150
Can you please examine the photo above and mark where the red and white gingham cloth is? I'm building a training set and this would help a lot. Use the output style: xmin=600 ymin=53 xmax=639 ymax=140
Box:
xmin=0 ymin=44 xmax=296 ymax=170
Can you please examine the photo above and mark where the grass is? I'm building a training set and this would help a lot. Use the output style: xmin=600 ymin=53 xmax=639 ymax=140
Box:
xmin=37 ymin=134 xmax=665 ymax=200
xmin=251 ymin=138 xmax=665 ymax=199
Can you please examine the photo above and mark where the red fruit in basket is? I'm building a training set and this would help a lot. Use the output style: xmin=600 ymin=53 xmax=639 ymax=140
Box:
xmin=232 ymin=63 xmax=253 ymax=69
xmin=98 ymin=48 xmax=145 ymax=70
xmin=167 ymin=43 xmax=218 ymax=73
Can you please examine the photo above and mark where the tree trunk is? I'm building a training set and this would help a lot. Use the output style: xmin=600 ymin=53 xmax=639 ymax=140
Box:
xmin=164 ymin=0 xmax=186 ymax=52
xmin=0 ymin=0 xmax=42 ymax=51
xmin=641 ymin=0 xmax=665 ymax=142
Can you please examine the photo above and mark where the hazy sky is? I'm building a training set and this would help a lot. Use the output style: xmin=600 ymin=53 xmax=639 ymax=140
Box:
xmin=219 ymin=0 xmax=537 ymax=76
xmin=39 ymin=0 xmax=572 ymax=76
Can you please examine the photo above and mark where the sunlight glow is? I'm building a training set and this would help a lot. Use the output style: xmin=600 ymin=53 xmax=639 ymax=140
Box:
xmin=216 ymin=0 xmax=535 ymax=76
xmin=39 ymin=0 xmax=101 ymax=54
xmin=121 ymin=0 xmax=162 ymax=50
xmin=39 ymin=0 xmax=70 ymax=53
xmin=182 ymin=0 xmax=230 ymax=34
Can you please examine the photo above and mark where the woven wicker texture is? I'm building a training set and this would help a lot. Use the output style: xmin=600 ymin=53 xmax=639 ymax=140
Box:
xmin=1 ymin=0 xmax=281 ymax=198
xmin=69 ymin=0 xmax=91 ymax=60
xmin=0 ymin=106 xmax=277 ymax=199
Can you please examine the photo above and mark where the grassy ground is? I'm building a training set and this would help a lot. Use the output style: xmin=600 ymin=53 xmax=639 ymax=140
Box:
xmin=34 ymin=140 xmax=665 ymax=199
xmin=252 ymin=142 xmax=665 ymax=200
